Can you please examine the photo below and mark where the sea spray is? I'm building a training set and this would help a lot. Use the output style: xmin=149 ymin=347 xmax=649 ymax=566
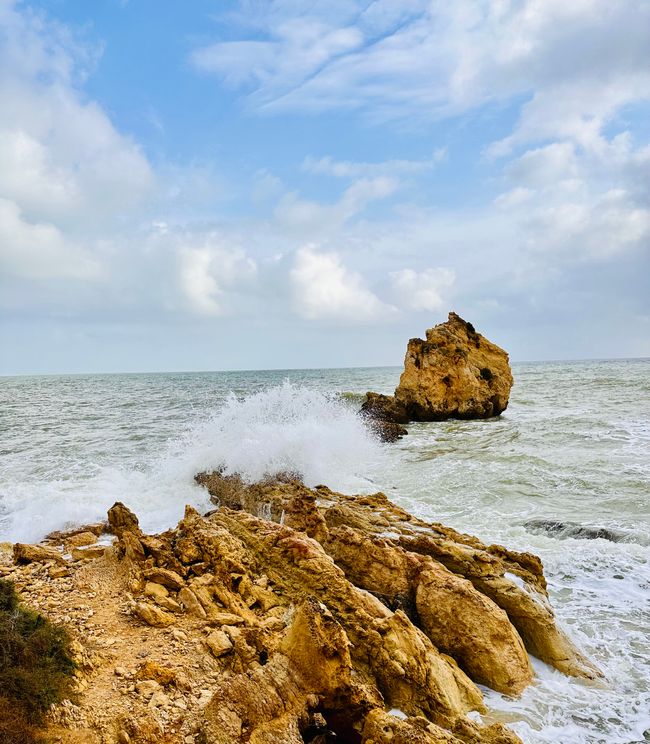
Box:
xmin=186 ymin=381 xmax=382 ymax=488
xmin=0 ymin=382 xmax=382 ymax=542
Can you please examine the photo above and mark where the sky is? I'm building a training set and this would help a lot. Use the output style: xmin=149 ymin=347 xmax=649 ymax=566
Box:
xmin=0 ymin=0 xmax=649 ymax=374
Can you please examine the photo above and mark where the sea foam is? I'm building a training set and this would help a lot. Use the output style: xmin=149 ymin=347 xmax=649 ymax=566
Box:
xmin=0 ymin=382 xmax=381 ymax=542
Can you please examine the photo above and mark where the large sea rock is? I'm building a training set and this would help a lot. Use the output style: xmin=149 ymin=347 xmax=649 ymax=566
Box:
xmin=363 ymin=313 xmax=513 ymax=431
xmin=395 ymin=312 xmax=513 ymax=420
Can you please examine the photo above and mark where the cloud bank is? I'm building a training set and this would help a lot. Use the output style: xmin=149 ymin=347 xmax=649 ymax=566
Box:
xmin=1 ymin=0 xmax=649 ymax=371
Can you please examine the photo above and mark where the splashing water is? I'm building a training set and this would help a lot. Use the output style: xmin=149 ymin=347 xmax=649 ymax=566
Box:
xmin=0 ymin=378 xmax=382 ymax=542
xmin=186 ymin=381 xmax=381 ymax=487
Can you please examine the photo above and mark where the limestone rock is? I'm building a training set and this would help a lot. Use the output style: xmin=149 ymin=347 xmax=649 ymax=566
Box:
xmin=135 ymin=661 xmax=176 ymax=687
xmin=325 ymin=524 xmax=533 ymax=694
xmin=64 ymin=531 xmax=98 ymax=549
xmin=143 ymin=566 xmax=184 ymax=591
xmin=196 ymin=473 xmax=599 ymax=686
xmin=394 ymin=312 xmax=513 ymax=420
xmin=45 ymin=523 xmax=105 ymax=542
xmin=178 ymin=586 xmax=207 ymax=618
xmin=5 ymin=472 xmax=600 ymax=743
xmin=360 ymin=392 xmax=410 ymax=442
xmin=49 ymin=565 xmax=70 ymax=579
xmin=13 ymin=542 xmax=66 ymax=565
xmin=361 ymin=391 xmax=410 ymax=424
xmin=71 ymin=545 xmax=106 ymax=561
xmin=133 ymin=601 xmax=175 ymax=628
xmin=108 ymin=502 xmax=141 ymax=537
xmin=135 ymin=679 xmax=160 ymax=699
xmin=205 ymin=629 xmax=233 ymax=658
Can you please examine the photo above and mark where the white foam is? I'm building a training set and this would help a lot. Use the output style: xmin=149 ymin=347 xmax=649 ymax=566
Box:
xmin=185 ymin=381 xmax=382 ymax=490
xmin=0 ymin=382 xmax=381 ymax=543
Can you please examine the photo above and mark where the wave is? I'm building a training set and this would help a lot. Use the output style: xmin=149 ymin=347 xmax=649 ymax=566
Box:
xmin=186 ymin=381 xmax=381 ymax=487
xmin=0 ymin=383 xmax=381 ymax=543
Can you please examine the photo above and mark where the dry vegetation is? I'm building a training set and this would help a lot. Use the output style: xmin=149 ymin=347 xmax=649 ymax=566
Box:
xmin=0 ymin=579 xmax=76 ymax=744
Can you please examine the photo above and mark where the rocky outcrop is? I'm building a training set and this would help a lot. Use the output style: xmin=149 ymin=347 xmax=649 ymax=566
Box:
xmin=1 ymin=476 xmax=599 ymax=743
xmin=13 ymin=542 xmax=67 ymax=565
xmin=196 ymin=474 xmax=599 ymax=688
xmin=395 ymin=312 xmax=513 ymax=420
xmin=361 ymin=313 xmax=514 ymax=429
xmin=361 ymin=392 xmax=410 ymax=425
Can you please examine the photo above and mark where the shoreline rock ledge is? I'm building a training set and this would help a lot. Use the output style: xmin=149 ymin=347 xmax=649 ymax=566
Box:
xmin=362 ymin=312 xmax=514 ymax=434
xmin=2 ymin=475 xmax=600 ymax=744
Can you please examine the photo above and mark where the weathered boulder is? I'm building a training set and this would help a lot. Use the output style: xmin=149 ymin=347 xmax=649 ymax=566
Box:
xmin=13 ymin=542 xmax=67 ymax=565
xmin=133 ymin=601 xmax=175 ymax=628
xmin=394 ymin=312 xmax=513 ymax=420
xmin=107 ymin=502 xmax=141 ymax=537
xmin=64 ymin=531 xmax=98 ymax=549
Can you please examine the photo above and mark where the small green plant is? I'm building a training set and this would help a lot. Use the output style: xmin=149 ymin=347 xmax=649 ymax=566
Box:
xmin=0 ymin=579 xmax=76 ymax=744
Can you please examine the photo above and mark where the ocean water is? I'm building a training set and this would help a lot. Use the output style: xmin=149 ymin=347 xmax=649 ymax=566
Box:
xmin=1 ymin=360 xmax=649 ymax=743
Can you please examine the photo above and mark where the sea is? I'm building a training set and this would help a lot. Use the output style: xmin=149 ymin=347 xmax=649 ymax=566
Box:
xmin=0 ymin=360 xmax=649 ymax=744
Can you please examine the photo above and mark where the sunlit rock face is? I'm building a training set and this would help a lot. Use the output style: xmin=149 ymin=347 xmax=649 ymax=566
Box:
xmin=394 ymin=312 xmax=514 ymax=421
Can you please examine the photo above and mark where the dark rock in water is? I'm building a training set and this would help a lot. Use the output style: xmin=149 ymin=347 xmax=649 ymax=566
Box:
xmin=367 ymin=419 xmax=408 ymax=443
xmin=360 ymin=392 xmax=410 ymax=424
xmin=524 ymin=519 xmax=635 ymax=544
xmin=360 ymin=392 xmax=409 ymax=442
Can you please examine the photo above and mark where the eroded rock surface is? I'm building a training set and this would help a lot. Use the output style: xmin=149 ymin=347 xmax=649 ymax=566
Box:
xmin=360 ymin=392 xmax=410 ymax=442
xmin=361 ymin=313 xmax=514 ymax=427
xmin=395 ymin=312 xmax=513 ymax=420
xmin=2 ymin=476 xmax=599 ymax=744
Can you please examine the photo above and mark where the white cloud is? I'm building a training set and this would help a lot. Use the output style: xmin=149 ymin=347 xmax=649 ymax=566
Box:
xmin=0 ymin=197 xmax=101 ymax=280
xmin=275 ymin=175 xmax=398 ymax=233
xmin=191 ymin=18 xmax=364 ymax=95
xmin=290 ymin=245 xmax=394 ymax=321
xmin=191 ymin=1 xmax=650 ymax=133
xmin=390 ymin=268 xmax=455 ymax=312
xmin=493 ymin=138 xmax=650 ymax=261
xmin=302 ymin=150 xmax=446 ymax=178
xmin=0 ymin=0 xmax=153 ymax=290
xmin=178 ymin=237 xmax=257 ymax=316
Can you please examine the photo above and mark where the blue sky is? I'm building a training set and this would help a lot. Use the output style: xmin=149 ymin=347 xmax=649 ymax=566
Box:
xmin=1 ymin=0 xmax=649 ymax=374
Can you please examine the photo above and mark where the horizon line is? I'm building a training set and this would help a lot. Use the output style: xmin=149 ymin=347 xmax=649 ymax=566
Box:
xmin=1 ymin=356 xmax=649 ymax=379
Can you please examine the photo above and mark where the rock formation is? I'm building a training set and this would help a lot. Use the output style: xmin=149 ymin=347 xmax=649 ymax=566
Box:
xmin=0 ymin=474 xmax=599 ymax=743
xmin=361 ymin=313 xmax=514 ymax=432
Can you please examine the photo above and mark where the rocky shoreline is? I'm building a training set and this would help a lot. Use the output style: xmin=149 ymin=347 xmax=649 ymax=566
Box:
xmin=0 ymin=473 xmax=599 ymax=744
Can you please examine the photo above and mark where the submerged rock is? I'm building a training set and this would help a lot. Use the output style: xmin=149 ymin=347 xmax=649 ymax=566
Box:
xmin=524 ymin=519 xmax=642 ymax=544
xmin=360 ymin=392 xmax=410 ymax=442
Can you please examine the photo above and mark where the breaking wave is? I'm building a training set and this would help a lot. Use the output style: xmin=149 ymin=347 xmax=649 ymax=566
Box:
xmin=0 ymin=382 xmax=382 ymax=542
